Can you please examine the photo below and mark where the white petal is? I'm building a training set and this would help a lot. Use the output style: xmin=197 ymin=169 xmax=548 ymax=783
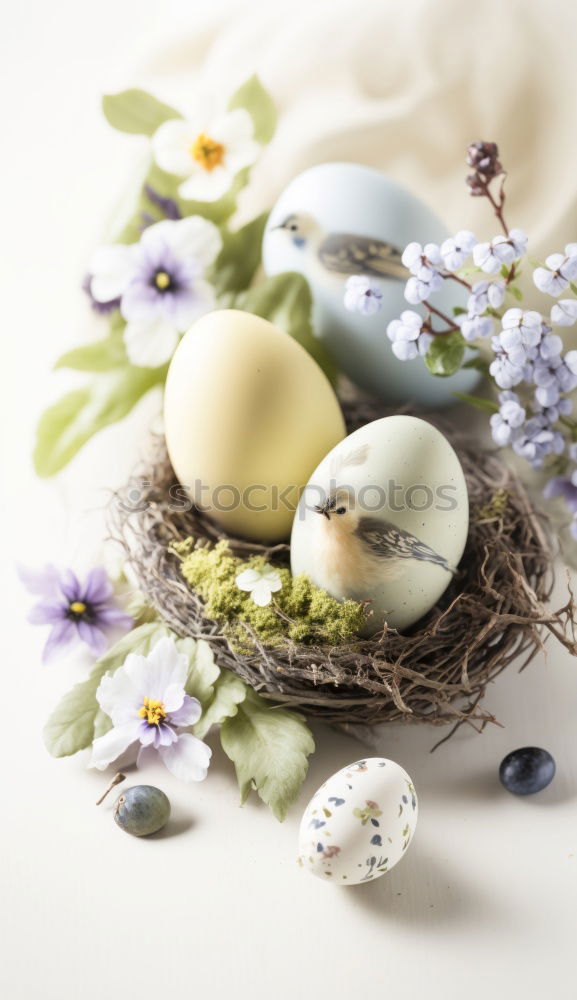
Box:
xmin=96 ymin=654 xmax=147 ymax=723
xmin=89 ymin=244 xmax=137 ymax=301
xmin=157 ymin=216 xmax=222 ymax=267
xmin=179 ymin=167 xmax=232 ymax=203
xmin=143 ymin=637 xmax=188 ymax=702
xmin=211 ymin=108 xmax=254 ymax=148
xmin=159 ymin=732 xmax=212 ymax=782
xmin=90 ymin=723 xmax=140 ymax=770
xmin=123 ymin=317 xmax=179 ymax=368
xmin=172 ymin=279 xmax=216 ymax=330
xmin=224 ymin=139 xmax=260 ymax=174
xmin=236 ymin=568 xmax=261 ymax=591
xmin=152 ymin=118 xmax=198 ymax=177
xmin=251 ymin=582 xmax=273 ymax=607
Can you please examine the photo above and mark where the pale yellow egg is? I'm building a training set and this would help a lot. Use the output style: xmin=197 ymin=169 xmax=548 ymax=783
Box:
xmin=164 ymin=309 xmax=346 ymax=542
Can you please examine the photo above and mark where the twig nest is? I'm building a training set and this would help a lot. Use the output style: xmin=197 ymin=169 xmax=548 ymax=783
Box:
xmin=110 ymin=395 xmax=576 ymax=735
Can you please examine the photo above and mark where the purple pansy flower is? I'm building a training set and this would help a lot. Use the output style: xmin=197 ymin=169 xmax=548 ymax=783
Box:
xmin=89 ymin=216 xmax=222 ymax=368
xmin=21 ymin=565 xmax=133 ymax=663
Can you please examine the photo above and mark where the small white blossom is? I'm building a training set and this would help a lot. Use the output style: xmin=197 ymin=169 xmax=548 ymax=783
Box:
xmin=551 ymin=299 xmax=577 ymax=327
xmin=236 ymin=566 xmax=282 ymax=607
xmin=440 ymin=231 xmax=477 ymax=271
xmin=501 ymin=308 xmax=543 ymax=348
xmin=459 ymin=314 xmax=494 ymax=342
xmin=490 ymin=391 xmax=526 ymax=446
xmin=402 ymin=242 xmax=442 ymax=276
xmin=467 ymin=279 xmax=506 ymax=316
xmin=533 ymin=245 xmax=577 ymax=297
xmin=473 ymin=230 xmax=526 ymax=275
xmin=387 ymin=311 xmax=431 ymax=360
xmin=343 ymin=275 xmax=383 ymax=315
xmin=152 ymin=108 xmax=260 ymax=202
xmin=404 ymin=268 xmax=443 ymax=304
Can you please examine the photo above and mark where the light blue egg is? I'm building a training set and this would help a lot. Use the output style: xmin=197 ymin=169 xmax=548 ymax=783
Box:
xmin=262 ymin=162 xmax=480 ymax=407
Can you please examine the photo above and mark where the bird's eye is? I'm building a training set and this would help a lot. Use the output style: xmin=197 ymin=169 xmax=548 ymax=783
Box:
xmin=290 ymin=223 xmax=298 ymax=231
xmin=336 ymin=506 xmax=346 ymax=515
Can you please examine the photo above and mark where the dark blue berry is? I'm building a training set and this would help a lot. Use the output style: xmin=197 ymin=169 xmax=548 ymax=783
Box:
xmin=113 ymin=785 xmax=170 ymax=836
xmin=499 ymin=747 xmax=555 ymax=796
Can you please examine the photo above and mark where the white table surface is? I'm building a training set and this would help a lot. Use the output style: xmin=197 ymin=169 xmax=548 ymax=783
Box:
xmin=2 ymin=2 xmax=576 ymax=997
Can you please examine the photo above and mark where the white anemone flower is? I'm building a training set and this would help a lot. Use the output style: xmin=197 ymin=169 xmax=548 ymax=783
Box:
xmin=152 ymin=108 xmax=260 ymax=202
xmin=90 ymin=637 xmax=212 ymax=782
xmin=235 ymin=566 xmax=282 ymax=607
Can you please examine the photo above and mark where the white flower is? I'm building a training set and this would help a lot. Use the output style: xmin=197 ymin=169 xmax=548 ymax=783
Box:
xmin=467 ymin=279 xmax=505 ymax=316
xmin=473 ymin=230 xmax=527 ymax=275
xmin=533 ymin=245 xmax=577 ymax=297
xmin=551 ymin=299 xmax=577 ymax=327
xmin=89 ymin=217 xmax=222 ymax=367
xmin=440 ymin=231 xmax=476 ymax=271
xmin=501 ymin=308 xmax=543 ymax=348
xmin=404 ymin=267 xmax=443 ymax=304
xmin=343 ymin=275 xmax=383 ymax=315
xmin=459 ymin=314 xmax=493 ymax=341
xmin=387 ymin=311 xmax=431 ymax=360
xmin=236 ymin=566 xmax=282 ymax=607
xmin=90 ymin=637 xmax=211 ymax=782
xmin=152 ymin=108 xmax=260 ymax=203
xmin=401 ymin=241 xmax=442 ymax=276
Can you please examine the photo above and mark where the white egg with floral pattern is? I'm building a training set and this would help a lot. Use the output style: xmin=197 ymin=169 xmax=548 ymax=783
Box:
xmin=298 ymin=757 xmax=418 ymax=885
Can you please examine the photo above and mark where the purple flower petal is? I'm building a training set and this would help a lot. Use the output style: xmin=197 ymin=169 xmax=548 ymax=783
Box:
xmin=77 ymin=620 xmax=109 ymax=657
xmin=83 ymin=567 xmax=113 ymax=605
xmin=28 ymin=600 xmax=66 ymax=625
xmin=158 ymin=732 xmax=212 ymax=782
xmin=42 ymin=619 xmax=77 ymax=664
xmin=169 ymin=694 xmax=202 ymax=728
xmin=59 ymin=569 xmax=81 ymax=603
xmin=154 ymin=723 xmax=178 ymax=748
xmin=94 ymin=606 xmax=133 ymax=628
xmin=18 ymin=563 xmax=61 ymax=597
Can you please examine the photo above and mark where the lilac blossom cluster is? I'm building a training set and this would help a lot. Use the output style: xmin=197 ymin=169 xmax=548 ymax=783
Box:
xmin=342 ymin=137 xmax=577 ymax=539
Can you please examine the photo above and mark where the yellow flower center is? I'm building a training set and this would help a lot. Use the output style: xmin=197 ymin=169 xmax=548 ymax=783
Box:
xmin=154 ymin=270 xmax=171 ymax=290
xmin=190 ymin=133 xmax=226 ymax=172
xmin=138 ymin=697 xmax=166 ymax=726
xmin=69 ymin=601 xmax=86 ymax=615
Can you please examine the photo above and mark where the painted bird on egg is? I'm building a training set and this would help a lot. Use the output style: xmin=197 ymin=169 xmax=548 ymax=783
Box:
xmin=291 ymin=415 xmax=469 ymax=634
xmin=263 ymin=162 xmax=481 ymax=406
xmin=270 ymin=212 xmax=408 ymax=281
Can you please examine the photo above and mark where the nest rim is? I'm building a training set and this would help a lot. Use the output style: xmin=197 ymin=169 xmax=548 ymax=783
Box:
xmin=109 ymin=395 xmax=576 ymax=736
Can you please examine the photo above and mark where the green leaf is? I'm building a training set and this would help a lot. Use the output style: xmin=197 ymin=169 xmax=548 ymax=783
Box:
xmin=102 ymin=89 xmax=181 ymax=136
xmin=212 ymin=213 xmax=268 ymax=298
xmin=462 ymin=354 xmax=491 ymax=377
xmin=55 ymin=320 xmax=128 ymax=372
xmin=452 ymin=305 xmax=467 ymax=316
xmin=220 ymin=688 xmax=315 ymax=821
xmin=571 ymin=282 xmax=577 ymax=296
xmin=228 ymin=74 xmax=277 ymax=145
xmin=177 ymin=636 xmax=220 ymax=708
xmin=509 ymin=285 xmax=523 ymax=301
xmin=239 ymin=271 xmax=338 ymax=382
xmin=44 ymin=623 xmax=169 ymax=758
xmin=33 ymin=364 xmax=165 ymax=477
xmin=453 ymin=392 xmax=499 ymax=413
xmin=115 ymin=162 xmax=242 ymax=244
xmin=193 ymin=669 xmax=247 ymax=739
xmin=424 ymin=332 xmax=465 ymax=377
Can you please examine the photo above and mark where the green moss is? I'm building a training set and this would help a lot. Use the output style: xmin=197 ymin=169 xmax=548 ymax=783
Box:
xmin=175 ymin=538 xmax=366 ymax=648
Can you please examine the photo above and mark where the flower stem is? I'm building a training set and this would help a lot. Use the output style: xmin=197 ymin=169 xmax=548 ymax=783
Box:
xmin=96 ymin=772 xmax=126 ymax=806
xmin=423 ymin=301 xmax=460 ymax=335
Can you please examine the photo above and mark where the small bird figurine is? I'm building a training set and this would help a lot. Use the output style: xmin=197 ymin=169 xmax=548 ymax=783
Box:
xmin=270 ymin=212 xmax=408 ymax=282
xmin=311 ymin=490 xmax=455 ymax=603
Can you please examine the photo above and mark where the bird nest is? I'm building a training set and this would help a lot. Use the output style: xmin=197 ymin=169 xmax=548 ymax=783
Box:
xmin=110 ymin=394 xmax=577 ymax=740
